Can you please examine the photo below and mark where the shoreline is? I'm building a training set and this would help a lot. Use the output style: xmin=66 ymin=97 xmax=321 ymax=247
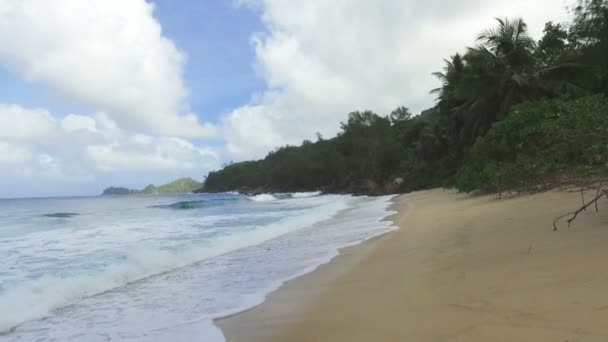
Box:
xmin=215 ymin=194 xmax=408 ymax=340
xmin=213 ymin=195 xmax=401 ymax=334
xmin=215 ymin=224 xmax=399 ymax=323
xmin=218 ymin=188 xmax=608 ymax=341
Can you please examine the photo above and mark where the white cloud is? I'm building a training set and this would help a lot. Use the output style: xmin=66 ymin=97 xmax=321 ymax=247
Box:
xmin=0 ymin=1 xmax=224 ymax=196
xmin=0 ymin=104 xmax=219 ymax=184
xmin=131 ymin=134 xmax=155 ymax=146
xmin=0 ymin=141 xmax=32 ymax=164
xmin=86 ymin=137 xmax=219 ymax=172
xmin=223 ymin=104 xmax=284 ymax=157
xmin=0 ymin=140 xmax=72 ymax=182
xmin=0 ymin=104 xmax=55 ymax=140
xmin=225 ymin=0 xmax=572 ymax=159
xmin=61 ymin=114 xmax=98 ymax=134
xmin=35 ymin=153 xmax=63 ymax=177
xmin=0 ymin=0 xmax=216 ymax=137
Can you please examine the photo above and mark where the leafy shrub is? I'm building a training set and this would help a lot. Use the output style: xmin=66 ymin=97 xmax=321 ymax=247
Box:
xmin=455 ymin=95 xmax=608 ymax=192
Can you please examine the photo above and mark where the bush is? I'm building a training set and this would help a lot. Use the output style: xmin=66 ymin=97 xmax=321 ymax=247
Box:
xmin=455 ymin=95 xmax=608 ymax=192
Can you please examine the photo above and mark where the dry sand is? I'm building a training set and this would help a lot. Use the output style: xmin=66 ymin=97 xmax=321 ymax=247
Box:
xmin=217 ymin=188 xmax=608 ymax=341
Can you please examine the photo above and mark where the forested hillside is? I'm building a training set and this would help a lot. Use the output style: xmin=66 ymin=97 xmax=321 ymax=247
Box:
xmin=102 ymin=178 xmax=202 ymax=195
xmin=202 ymin=0 xmax=608 ymax=195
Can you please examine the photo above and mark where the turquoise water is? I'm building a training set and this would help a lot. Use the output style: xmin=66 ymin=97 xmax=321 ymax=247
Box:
xmin=0 ymin=192 xmax=395 ymax=341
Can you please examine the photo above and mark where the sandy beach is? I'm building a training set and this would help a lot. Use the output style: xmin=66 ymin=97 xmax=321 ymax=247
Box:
xmin=217 ymin=188 xmax=608 ymax=341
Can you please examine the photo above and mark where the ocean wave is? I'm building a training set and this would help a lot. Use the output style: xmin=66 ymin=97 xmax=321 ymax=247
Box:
xmin=291 ymin=191 xmax=321 ymax=198
xmin=41 ymin=213 xmax=79 ymax=218
xmin=0 ymin=196 xmax=351 ymax=333
xmin=151 ymin=197 xmax=240 ymax=210
xmin=247 ymin=194 xmax=278 ymax=202
xmin=151 ymin=200 xmax=210 ymax=210
xmin=247 ymin=192 xmax=320 ymax=201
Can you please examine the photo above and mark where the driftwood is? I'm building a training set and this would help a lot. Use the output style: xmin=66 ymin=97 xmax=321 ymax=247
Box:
xmin=553 ymin=183 xmax=608 ymax=231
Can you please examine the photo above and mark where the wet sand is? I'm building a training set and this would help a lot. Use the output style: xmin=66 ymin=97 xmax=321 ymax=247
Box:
xmin=217 ymin=188 xmax=608 ymax=341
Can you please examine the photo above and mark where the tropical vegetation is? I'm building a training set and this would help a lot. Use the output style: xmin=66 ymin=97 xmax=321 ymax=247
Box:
xmin=203 ymin=0 xmax=608 ymax=195
xmin=102 ymin=178 xmax=203 ymax=195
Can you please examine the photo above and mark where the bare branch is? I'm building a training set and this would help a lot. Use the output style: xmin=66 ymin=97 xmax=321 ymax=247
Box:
xmin=554 ymin=188 xmax=608 ymax=231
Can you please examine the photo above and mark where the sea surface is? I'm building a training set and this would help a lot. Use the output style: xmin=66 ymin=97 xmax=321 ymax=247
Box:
xmin=0 ymin=192 xmax=396 ymax=341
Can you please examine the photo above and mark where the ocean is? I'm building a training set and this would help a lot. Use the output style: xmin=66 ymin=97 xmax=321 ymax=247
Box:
xmin=0 ymin=192 xmax=396 ymax=341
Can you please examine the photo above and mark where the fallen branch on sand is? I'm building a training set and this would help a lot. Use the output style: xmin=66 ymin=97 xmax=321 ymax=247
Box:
xmin=553 ymin=182 xmax=608 ymax=231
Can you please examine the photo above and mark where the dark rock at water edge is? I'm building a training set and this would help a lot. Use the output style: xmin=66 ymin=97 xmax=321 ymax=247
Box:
xmin=194 ymin=178 xmax=404 ymax=197
xmin=321 ymin=178 xmax=403 ymax=196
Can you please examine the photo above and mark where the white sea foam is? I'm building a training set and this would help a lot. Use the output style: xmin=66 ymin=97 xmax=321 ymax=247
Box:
xmin=0 ymin=194 xmax=398 ymax=341
xmin=291 ymin=191 xmax=321 ymax=198
xmin=0 ymin=195 xmax=350 ymax=333
xmin=248 ymin=194 xmax=277 ymax=202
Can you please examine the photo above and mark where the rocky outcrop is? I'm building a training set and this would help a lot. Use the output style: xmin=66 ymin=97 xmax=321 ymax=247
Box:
xmin=195 ymin=178 xmax=404 ymax=197
xmin=318 ymin=178 xmax=403 ymax=196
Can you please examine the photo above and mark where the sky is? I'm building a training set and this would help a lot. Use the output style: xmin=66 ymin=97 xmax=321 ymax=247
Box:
xmin=0 ymin=0 xmax=572 ymax=198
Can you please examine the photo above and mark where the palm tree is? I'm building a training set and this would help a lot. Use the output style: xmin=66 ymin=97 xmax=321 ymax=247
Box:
xmin=474 ymin=18 xmax=539 ymax=120
xmin=431 ymin=53 xmax=466 ymax=96
xmin=431 ymin=54 xmax=467 ymax=135
xmin=432 ymin=18 xmax=540 ymax=143
xmin=477 ymin=18 xmax=537 ymax=71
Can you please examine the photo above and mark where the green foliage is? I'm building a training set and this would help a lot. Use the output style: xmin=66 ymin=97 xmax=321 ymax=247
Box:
xmin=568 ymin=0 xmax=608 ymax=93
xmin=204 ymin=11 xmax=608 ymax=195
xmin=536 ymin=22 xmax=570 ymax=68
xmin=101 ymin=187 xmax=136 ymax=196
xmin=204 ymin=110 xmax=407 ymax=192
xmin=432 ymin=17 xmax=579 ymax=145
xmin=103 ymin=178 xmax=203 ymax=195
xmin=455 ymin=96 xmax=608 ymax=192
xmin=389 ymin=107 xmax=412 ymax=125
xmin=142 ymin=178 xmax=203 ymax=194
xmin=204 ymin=106 xmax=462 ymax=193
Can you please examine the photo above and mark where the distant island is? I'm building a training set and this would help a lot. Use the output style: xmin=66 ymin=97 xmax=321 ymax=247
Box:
xmin=101 ymin=178 xmax=203 ymax=196
xmin=101 ymin=187 xmax=138 ymax=196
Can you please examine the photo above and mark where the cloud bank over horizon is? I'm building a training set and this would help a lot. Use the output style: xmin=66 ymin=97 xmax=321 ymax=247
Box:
xmin=0 ymin=0 xmax=571 ymax=196
xmin=0 ymin=0 xmax=219 ymax=196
